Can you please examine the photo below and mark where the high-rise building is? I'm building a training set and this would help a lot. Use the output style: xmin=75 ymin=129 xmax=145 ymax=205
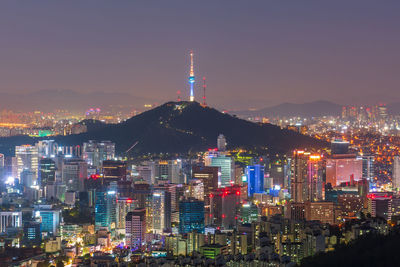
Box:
xmin=246 ymin=164 xmax=264 ymax=197
xmin=116 ymin=197 xmax=135 ymax=229
xmin=102 ymin=160 xmax=127 ymax=182
xmin=210 ymin=185 xmax=241 ymax=229
xmin=82 ymin=140 xmax=115 ymax=168
xmin=239 ymin=203 xmax=258 ymax=224
xmin=362 ymin=155 xmax=375 ymax=185
xmin=290 ymin=150 xmax=308 ymax=203
xmin=15 ymin=145 xmax=38 ymax=181
xmin=0 ymin=153 xmax=4 ymax=182
xmin=367 ymin=193 xmax=392 ymax=221
xmin=192 ymin=166 xmax=219 ymax=194
xmin=0 ymin=211 xmax=22 ymax=232
xmin=95 ymin=189 xmax=117 ymax=230
xmin=326 ymin=154 xmax=363 ymax=187
xmin=152 ymin=190 xmax=171 ymax=234
xmin=37 ymin=140 xmax=58 ymax=158
xmin=126 ymin=209 xmax=146 ymax=250
xmin=23 ymin=221 xmax=42 ymax=246
xmin=62 ymin=158 xmax=88 ymax=192
xmin=217 ymin=134 xmax=227 ymax=152
xmin=137 ymin=162 xmax=155 ymax=184
xmin=154 ymin=160 xmax=183 ymax=184
xmin=307 ymin=154 xmax=325 ymax=202
xmin=188 ymin=179 xmax=204 ymax=201
xmin=34 ymin=206 xmax=60 ymax=236
xmin=207 ymin=155 xmax=235 ymax=188
xmin=392 ymin=156 xmax=400 ymax=189
xmin=179 ymin=198 xmax=205 ymax=234
xmin=39 ymin=158 xmax=57 ymax=187
xmin=305 ymin=202 xmax=334 ymax=224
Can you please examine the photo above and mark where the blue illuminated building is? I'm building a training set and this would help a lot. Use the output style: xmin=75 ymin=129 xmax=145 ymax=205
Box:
xmin=247 ymin=165 xmax=264 ymax=197
xmin=34 ymin=206 xmax=60 ymax=236
xmin=95 ymin=189 xmax=117 ymax=230
xmin=179 ymin=198 xmax=205 ymax=234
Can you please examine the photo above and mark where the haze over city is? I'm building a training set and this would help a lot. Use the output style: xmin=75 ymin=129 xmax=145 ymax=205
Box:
xmin=2 ymin=2 xmax=400 ymax=267
xmin=0 ymin=0 xmax=400 ymax=110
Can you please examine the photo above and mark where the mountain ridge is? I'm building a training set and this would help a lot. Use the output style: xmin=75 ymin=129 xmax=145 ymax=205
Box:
xmin=0 ymin=101 xmax=327 ymax=156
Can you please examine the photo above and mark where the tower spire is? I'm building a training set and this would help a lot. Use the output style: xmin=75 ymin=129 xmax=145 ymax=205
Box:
xmin=189 ymin=50 xmax=195 ymax=102
xmin=202 ymin=76 xmax=207 ymax=106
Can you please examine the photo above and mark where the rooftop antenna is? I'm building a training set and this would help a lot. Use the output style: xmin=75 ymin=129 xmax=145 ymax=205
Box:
xmin=202 ymin=77 xmax=207 ymax=106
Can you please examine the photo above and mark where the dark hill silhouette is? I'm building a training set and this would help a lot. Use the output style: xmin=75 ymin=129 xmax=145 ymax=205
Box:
xmin=0 ymin=101 xmax=327 ymax=156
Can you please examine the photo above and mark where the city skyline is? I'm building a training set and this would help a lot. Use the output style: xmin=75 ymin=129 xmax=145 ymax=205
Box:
xmin=0 ymin=1 xmax=400 ymax=110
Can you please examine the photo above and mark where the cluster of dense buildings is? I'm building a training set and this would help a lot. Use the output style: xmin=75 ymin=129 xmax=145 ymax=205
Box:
xmin=0 ymin=132 xmax=400 ymax=266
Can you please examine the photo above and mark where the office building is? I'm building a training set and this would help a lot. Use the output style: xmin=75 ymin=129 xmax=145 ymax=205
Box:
xmin=367 ymin=193 xmax=392 ymax=221
xmin=246 ymin=164 xmax=264 ymax=197
xmin=95 ymin=189 xmax=117 ymax=230
xmin=307 ymin=154 xmax=325 ymax=202
xmin=152 ymin=190 xmax=171 ymax=234
xmin=0 ymin=211 xmax=22 ymax=232
xmin=16 ymin=144 xmax=39 ymax=181
xmin=82 ymin=140 xmax=115 ymax=168
xmin=126 ymin=209 xmax=146 ymax=250
xmin=23 ymin=221 xmax=42 ymax=246
xmin=393 ymin=156 xmax=400 ymax=189
xmin=154 ymin=160 xmax=183 ymax=184
xmin=305 ymin=202 xmax=335 ymax=224
xmin=62 ymin=158 xmax=88 ymax=192
xmin=102 ymin=160 xmax=127 ymax=182
xmin=179 ymin=198 xmax=205 ymax=234
xmin=290 ymin=150 xmax=308 ymax=203
xmin=39 ymin=158 xmax=57 ymax=187
xmin=217 ymin=134 xmax=227 ymax=151
xmin=210 ymin=185 xmax=240 ymax=229
xmin=207 ymin=155 xmax=235 ymax=188
xmin=326 ymin=154 xmax=363 ymax=187
xmin=34 ymin=206 xmax=60 ymax=236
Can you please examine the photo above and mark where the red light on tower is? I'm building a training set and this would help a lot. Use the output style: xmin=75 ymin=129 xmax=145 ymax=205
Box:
xmin=236 ymin=191 xmax=240 ymax=195
xmin=222 ymin=214 xmax=226 ymax=218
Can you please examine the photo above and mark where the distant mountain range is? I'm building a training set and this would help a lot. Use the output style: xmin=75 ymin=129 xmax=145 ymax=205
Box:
xmin=0 ymin=101 xmax=327 ymax=156
xmin=233 ymin=100 xmax=341 ymax=118
xmin=233 ymin=101 xmax=400 ymax=118
xmin=0 ymin=89 xmax=151 ymax=112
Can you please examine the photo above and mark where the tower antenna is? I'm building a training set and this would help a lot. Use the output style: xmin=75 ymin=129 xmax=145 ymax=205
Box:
xmin=202 ymin=77 xmax=207 ymax=106
xmin=189 ymin=50 xmax=195 ymax=102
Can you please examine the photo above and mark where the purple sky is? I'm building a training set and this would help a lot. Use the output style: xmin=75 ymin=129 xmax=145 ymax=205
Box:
xmin=0 ymin=0 xmax=399 ymax=110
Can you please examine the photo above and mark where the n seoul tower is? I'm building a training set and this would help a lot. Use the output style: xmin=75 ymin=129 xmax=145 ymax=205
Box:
xmin=189 ymin=50 xmax=195 ymax=102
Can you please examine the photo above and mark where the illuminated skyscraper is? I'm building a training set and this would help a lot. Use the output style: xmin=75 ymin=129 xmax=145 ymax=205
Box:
xmin=189 ymin=50 xmax=195 ymax=102
xmin=39 ymin=158 xmax=56 ymax=187
xmin=393 ymin=156 xmax=400 ymax=189
xmin=290 ymin=150 xmax=308 ymax=203
xmin=217 ymin=134 xmax=227 ymax=152
xmin=62 ymin=158 xmax=88 ymax=192
xmin=126 ymin=209 xmax=146 ymax=250
xmin=15 ymin=145 xmax=39 ymax=182
xmin=208 ymin=155 xmax=235 ymax=188
xmin=246 ymin=164 xmax=264 ymax=197
xmin=152 ymin=190 xmax=171 ymax=234
xmin=307 ymin=154 xmax=325 ymax=202
xmin=95 ymin=189 xmax=117 ymax=230
xmin=179 ymin=198 xmax=205 ymax=234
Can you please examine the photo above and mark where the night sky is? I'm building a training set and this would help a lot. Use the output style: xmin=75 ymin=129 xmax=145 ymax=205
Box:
xmin=0 ymin=0 xmax=399 ymax=110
